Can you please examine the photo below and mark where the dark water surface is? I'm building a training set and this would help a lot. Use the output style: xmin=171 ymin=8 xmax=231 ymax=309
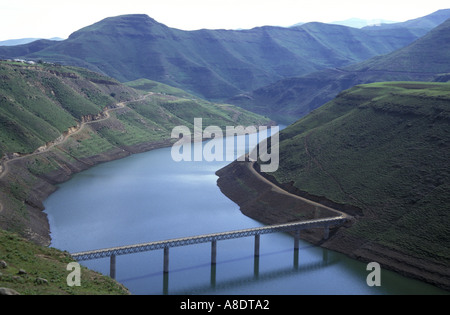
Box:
xmin=44 ymin=133 xmax=447 ymax=295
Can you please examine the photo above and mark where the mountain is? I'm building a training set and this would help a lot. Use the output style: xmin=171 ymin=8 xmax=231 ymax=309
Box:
xmin=0 ymin=60 xmax=270 ymax=245
xmin=363 ymin=8 xmax=450 ymax=35
xmin=218 ymin=82 xmax=450 ymax=290
xmin=290 ymin=9 xmax=450 ymax=31
xmin=0 ymin=39 xmax=60 ymax=60
xmin=348 ymin=16 xmax=450 ymax=73
xmin=0 ymin=37 xmax=64 ymax=47
xmin=0 ymin=13 xmax=438 ymax=100
xmin=229 ymin=17 xmax=450 ymax=123
xmin=330 ymin=18 xmax=397 ymax=29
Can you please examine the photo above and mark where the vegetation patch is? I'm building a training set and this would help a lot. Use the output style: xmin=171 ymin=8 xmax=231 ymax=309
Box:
xmin=0 ymin=229 xmax=129 ymax=295
xmin=272 ymin=82 xmax=450 ymax=264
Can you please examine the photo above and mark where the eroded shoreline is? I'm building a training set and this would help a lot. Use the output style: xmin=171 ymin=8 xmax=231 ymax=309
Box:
xmin=0 ymin=138 xmax=175 ymax=246
xmin=215 ymin=160 xmax=450 ymax=291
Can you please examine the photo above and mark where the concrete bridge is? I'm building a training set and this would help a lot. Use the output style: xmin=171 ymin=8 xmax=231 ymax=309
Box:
xmin=71 ymin=216 xmax=348 ymax=279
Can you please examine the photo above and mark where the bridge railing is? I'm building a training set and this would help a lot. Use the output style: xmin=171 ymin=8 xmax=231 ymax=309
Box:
xmin=71 ymin=216 xmax=348 ymax=264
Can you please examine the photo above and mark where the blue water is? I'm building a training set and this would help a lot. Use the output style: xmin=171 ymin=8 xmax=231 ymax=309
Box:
xmin=44 ymin=132 xmax=447 ymax=295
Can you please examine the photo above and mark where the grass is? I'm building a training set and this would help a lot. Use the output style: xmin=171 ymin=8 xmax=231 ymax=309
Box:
xmin=124 ymin=78 xmax=193 ymax=98
xmin=0 ymin=229 xmax=129 ymax=295
xmin=0 ymin=62 xmax=131 ymax=157
xmin=272 ymin=82 xmax=450 ymax=263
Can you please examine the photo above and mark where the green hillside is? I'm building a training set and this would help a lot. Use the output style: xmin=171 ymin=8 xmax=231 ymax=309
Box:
xmin=271 ymin=82 xmax=450 ymax=269
xmin=0 ymin=61 xmax=270 ymax=245
xmin=124 ymin=78 xmax=193 ymax=98
xmin=0 ymin=13 xmax=435 ymax=100
xmin=0 ymin=229 xmax=129 ymax=295
xmin=0 ymin=62 xmax=138 ymax=157
xmin=229 ymin=18 xmax=450 ymax=123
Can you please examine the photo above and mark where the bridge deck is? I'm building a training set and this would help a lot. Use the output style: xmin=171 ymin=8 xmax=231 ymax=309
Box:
xmin=72 ymin=216 xmax=347 ymax=261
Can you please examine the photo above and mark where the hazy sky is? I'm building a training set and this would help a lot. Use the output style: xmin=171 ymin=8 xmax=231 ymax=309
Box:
xmin=0 ymin=0 xmax=449 ymax=40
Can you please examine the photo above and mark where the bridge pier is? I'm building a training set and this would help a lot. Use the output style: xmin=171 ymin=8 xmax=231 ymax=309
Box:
xmin=211 ymin=240 xmax=217 ymax=265
xmin=210 ymin=264 xmax=216 ymax=288
xmin=164 ymin=247 xmax=170 ymax=273
xmin=110 ymin=254 xmax=116 ymax=279
xmin=294 ymin=230 xmax=300 ymax=250
xmin=254 ymin=256 xmax=260 ymax=278
xmin=163 ymin=273 xmax=169 ymax=295
xmin=254 ymin=234 xmax=260 ymax=257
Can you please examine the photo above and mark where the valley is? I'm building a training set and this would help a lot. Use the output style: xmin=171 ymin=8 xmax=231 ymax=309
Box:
xmin=228 ymin=15 xmax=450 ymax=123
xmin=0 ymin=8 xmax=449 ymax=295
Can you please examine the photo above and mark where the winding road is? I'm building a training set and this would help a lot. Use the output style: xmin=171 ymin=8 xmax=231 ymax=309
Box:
xmin=0 ymin=93 xmax=153 ymax=212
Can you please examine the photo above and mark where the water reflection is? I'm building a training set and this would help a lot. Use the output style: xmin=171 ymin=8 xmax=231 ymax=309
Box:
xmin=116 ymin=245 xmax=337 ymax=295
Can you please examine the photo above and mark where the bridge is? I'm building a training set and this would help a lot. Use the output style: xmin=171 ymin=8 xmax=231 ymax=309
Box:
xmin=71 ymin=216 xmax=348 ymax=279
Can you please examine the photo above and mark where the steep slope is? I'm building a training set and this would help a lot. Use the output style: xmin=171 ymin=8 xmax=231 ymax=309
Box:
xmin=229 ymin=17 xmax=450 ymax=123
xmin=0 ymin=61 xmax=270 ymax=245
xmin=218 ymin=82 xmax=450 ymax=290
xmin=0 ymin=62 xmax=138 ymax=157
xmin=348 ymin=17 xmax=450 ymax=73
xmin=0 ymin=13 xmax=436 ymax=100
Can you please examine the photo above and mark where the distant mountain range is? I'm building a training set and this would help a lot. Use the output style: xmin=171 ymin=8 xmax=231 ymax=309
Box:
xmin=330 ymin=18 xmax=397 ymax=28
xmin=229 ymin=13 xmax=450 ymax=123
xmin=363 ymin=8 xmax=450 ymax=34
xmin=1 ymin=10 xmax=449 ymax=101
xmin=290 ymin=18 xmax=397 ymax=29
xmin=0 ymin=37 xmax=64 ymax=46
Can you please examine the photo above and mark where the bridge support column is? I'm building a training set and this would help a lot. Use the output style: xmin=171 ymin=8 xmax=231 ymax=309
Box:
xmin=254 ymin=234 xmax=260 ymax=257
xmin=110 ymin=254 xmax=116 ymax=279
xmin=211 ymin=240 xmax=217 ymax=265
xmin=210 ymin=264 xmax=216 ymax=288
xmin=163 ymin=273 xmax=169 ymax=295
xmin=294 ymin=230 xmax=300 ymax=269
xmin=294 ymin=230 xmax=300 ymax=250
xmin=164 ymin=247 xmax=169 ymax=273
xmin=323 ymin=225 xmax=330 ymax=240
xmin=254 ymin=256 xmax=260 ymax=278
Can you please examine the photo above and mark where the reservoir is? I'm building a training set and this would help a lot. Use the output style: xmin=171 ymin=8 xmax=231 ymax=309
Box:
xmin=44 ymin=130 xmax=447 ymax=295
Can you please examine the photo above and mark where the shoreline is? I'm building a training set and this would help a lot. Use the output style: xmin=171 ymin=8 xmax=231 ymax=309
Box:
xmin=0 ymin=138 xmax=175 ymax=246
xmin=0 ymin=126 xmax=271 ymax=246
xmin=215 ymin=160 xmax=450 ymax=292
